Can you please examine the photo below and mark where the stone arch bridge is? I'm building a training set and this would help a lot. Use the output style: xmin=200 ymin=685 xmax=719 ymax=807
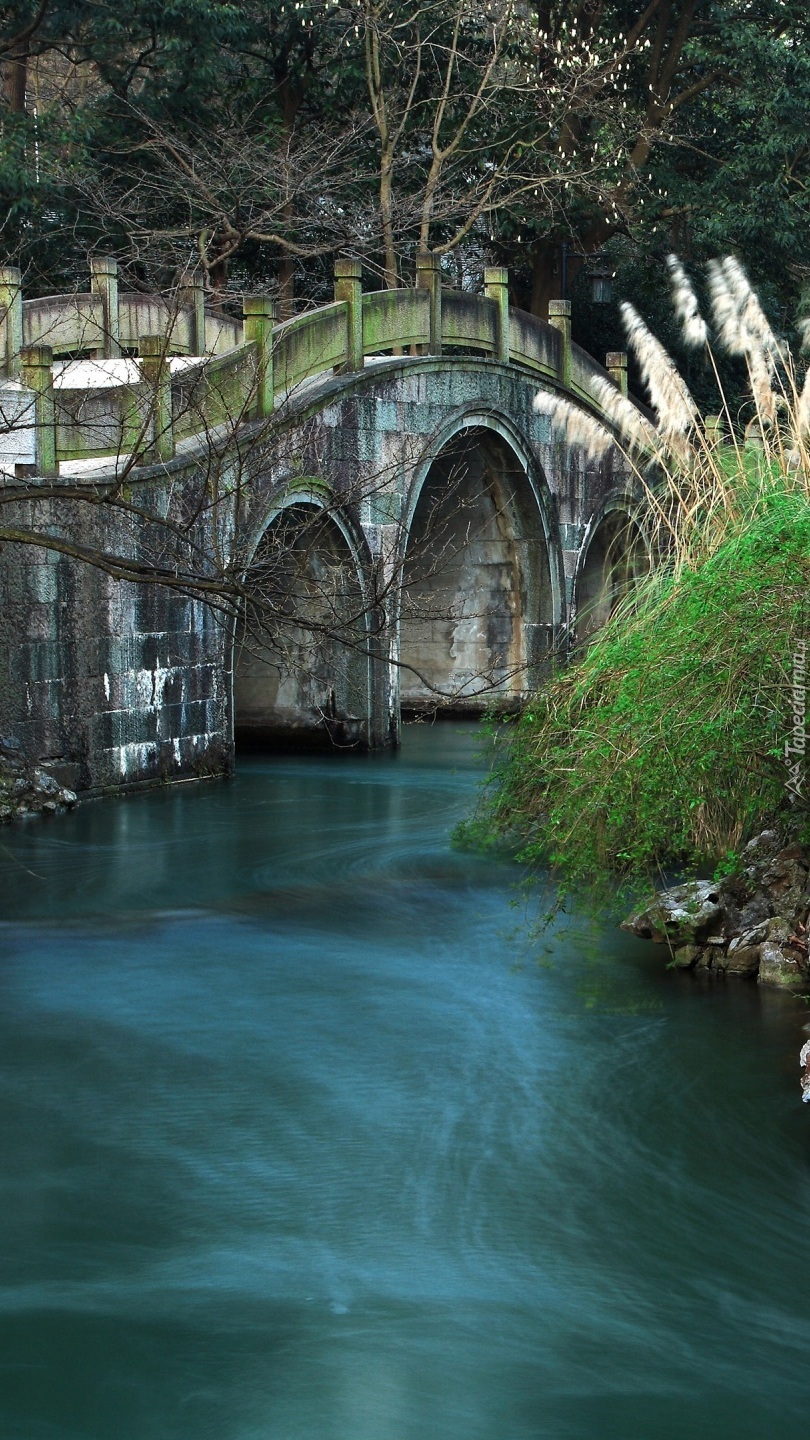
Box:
xmin=0 ymin=256 xmax=649 ymax=795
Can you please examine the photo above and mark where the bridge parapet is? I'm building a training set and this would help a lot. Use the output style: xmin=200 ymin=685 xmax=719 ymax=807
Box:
xmin=0 ymin=260 xmax=242 ymax=375
xmin=0 ymin=256 xmax=632 ymax=477
xmin=0 ymin=253 xmax=649 ymax=789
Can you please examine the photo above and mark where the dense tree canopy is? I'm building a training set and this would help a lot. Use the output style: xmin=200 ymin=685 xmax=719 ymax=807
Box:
xmin=2 ymin=0 xmax=810 ymax=350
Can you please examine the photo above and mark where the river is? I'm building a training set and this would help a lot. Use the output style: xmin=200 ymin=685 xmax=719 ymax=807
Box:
xmin=1 ymin=723 xmax=809 ymax=1439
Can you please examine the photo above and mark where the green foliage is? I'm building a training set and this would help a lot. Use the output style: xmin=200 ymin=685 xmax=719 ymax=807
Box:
xmin=6 ymin=0 xmax=810 ymax=312
xmin=0 ymin=0 xmax=357 ymax=292
xmin=576 ymin=11 xmax=810 ymax=409
xmin=468 ymin=485 xmax=810 ymax=897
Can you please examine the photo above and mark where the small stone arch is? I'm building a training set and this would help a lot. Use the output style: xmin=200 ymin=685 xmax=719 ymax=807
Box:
xmin=231 ymin=485 xmax=377 ymax=749
xmin=397 ymin=409 xmax=564 ymax=712
xmin=573 ymin=495 xmax=651 ymax=644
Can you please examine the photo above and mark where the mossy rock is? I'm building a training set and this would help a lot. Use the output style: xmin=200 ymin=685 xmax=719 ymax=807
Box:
xmin=622 ymin=881 xmax=724 ymax=946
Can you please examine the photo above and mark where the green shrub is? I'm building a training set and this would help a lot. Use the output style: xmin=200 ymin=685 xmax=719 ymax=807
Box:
xmin=461 ymin=256 xmax=810 ymax=903
xmin=465 ymin=487 xmax=810 ymax=896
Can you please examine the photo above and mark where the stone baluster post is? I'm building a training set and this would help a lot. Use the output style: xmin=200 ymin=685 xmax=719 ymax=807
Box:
xmin=139 ymin=335 xmax=174 ymax=461
xmin=90 ymin=256 xmax=120 ymax=358
xmin=243 ymin=296 xmax=277 ymax=418
xmin=548 ymin=299 xmax=572 ymax=389
xmin=0 ymin=266 xmax=23 ymax=377
xmin=181 ymin=279 xmax=207 ymax=356
xmin=416 ymin=251 xmax=442 ymax=356
xmin=606 ymin=351 xmax=628 ymax=397
xmin=21 ymin=344 xmax=57 ymax=475
xmin=484 ymin=266 xmax=510 ymax=363
xmin=334 ymin=259 xmax=363 ymax=373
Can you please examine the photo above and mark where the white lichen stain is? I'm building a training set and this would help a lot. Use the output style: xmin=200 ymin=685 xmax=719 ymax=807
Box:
xmin=117 ymin=740 xmax=158 ymax=779
xmin=135 ymin=669 xmax=154 ymax=706
xmin=134 ymin=663 xmax=174 ymax=708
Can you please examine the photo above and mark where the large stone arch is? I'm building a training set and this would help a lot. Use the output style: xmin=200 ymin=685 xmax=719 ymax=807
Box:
xmin=232 ymin=486 xmax=377 ymax=749
xmin=573 ymin=493 xmax=651 ymax=644
xmin=397 ymin=410 xmax=564 ymax=713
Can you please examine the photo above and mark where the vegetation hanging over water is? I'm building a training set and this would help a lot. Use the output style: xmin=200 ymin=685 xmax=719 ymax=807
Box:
xmin=465 ymin=492 xmax=810 ymax=891
xmin=462 ymin=258 xmax=810 ymax=895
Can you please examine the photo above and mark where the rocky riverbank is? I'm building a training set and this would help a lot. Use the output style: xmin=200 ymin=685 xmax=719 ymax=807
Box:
xmin=0 ymin=738 xmax=78 ymax=822
xmin=622 ymin=829 xmax=810 ymax=991
xmin=622 ymin=828 xmax=810 ymax=1100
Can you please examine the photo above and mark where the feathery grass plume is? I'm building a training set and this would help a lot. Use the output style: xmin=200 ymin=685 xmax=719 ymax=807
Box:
xmin=666 ymin=255 xmax=707 ymax=349
xmin=713 ymin=257 xmax=781 ymax=430
xmin=538 ymin=393 xmax=613 ymax=461
xmin=473 ymin=261 xmax=810 ymax=904
xmin=591 ymin=376 xmax=657 ymax=455
xmin=706 ymin=258 xmax=741 ymax=353
xmin=746 ymin=344 xmax=778 ymax=426
xmin=707 ymin=256 xmax=781 ymax=371
xmin=620 ymin=302 xmax=699 ymax=440
xmin=795 ymin=366 xmax=810 ymax=438
xmin=722 ymin=255 xmax=782 ymax=369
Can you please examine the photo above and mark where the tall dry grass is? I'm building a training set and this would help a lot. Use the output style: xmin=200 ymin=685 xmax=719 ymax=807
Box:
xmin=478 ymin=258 xmax=810 ymax=890
xmin=546 ymin=254 xmax=810 ymax=576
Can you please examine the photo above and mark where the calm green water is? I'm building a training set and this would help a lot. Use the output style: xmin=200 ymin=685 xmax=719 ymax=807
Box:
xmin=1 ymin=723 xmax=809 ymax=1440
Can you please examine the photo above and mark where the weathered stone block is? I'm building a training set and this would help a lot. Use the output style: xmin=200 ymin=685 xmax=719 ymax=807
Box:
xmin=758 ymin=941 xmax=806 ymax=990
xmin=364 ymin=492 xmax=403 ymax=526
xmin=723 ymin=942 xmax=761 ymax=976
xmin=374 ymin=400 xmax=401 ymax=431
xmin=671 ymin=944 xmax=702 ymax=969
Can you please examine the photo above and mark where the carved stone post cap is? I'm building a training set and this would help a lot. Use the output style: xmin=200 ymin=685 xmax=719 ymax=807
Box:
xmin=548 ymin=299 xmax=572 ymax=317
xmin=139 ymin=334 xmax=168 ymax=358
xmin=334 ymin=258 xmax=362 ymax=281
xmin=90 ymin=255 xmax=118 ymax=277
xmin=416 ymin=250 xmax=440 ymax=271
xmin=0 ymin=266 xmax=22 ymax=285
xmin=20 ymin=344 xmax=53 ymax=369
xmin=243 ymin=295 xmax=277 ymax=319
xmin=606 ymin=351 xmax=627 ymax=369
xmin=484 ymin=266 xmax=509 ymax=287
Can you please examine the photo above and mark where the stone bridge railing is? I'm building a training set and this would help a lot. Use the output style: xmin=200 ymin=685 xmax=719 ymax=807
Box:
xmin=0 ymin=254 xmax=629 ymax=477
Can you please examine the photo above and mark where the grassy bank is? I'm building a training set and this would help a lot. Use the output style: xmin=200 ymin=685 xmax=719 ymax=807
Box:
xmin=463 ymin=488 xmax=810 ymax=897
xmin=460 ymin=257 xmax=810 ymax=902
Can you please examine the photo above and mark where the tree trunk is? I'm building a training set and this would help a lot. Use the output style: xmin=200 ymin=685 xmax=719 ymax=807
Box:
xmin=208 ymin=254 xmax=229 ymax=295
xmin=380 ymin=153 xmax=398 ymax=288
xmin=529 ymin=232 xmax=606 ymax=318
xmin=530 ymin=238 xmax=564 ymax=319
xmin=278 ymin=250 xmax=295 ymax=321
xmin=277 ymin=77 xmax=305 ymax=317
xmin=3 ymin=47 xmax=28 ymax=114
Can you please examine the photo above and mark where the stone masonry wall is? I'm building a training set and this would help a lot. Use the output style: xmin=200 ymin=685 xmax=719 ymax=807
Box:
xmin=0 ymin=355 xmax=639 ymax=796
xmin=0 ymin=491 xmax=231 ymax=794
